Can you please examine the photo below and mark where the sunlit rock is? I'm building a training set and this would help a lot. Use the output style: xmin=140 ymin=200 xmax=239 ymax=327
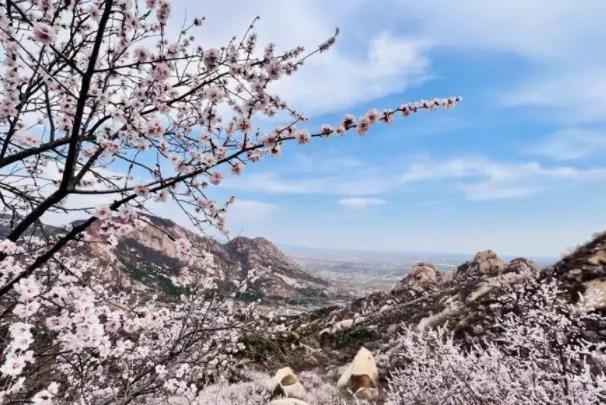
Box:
xmin=337 ymin=347 xmax=378 ymax=399
xmin=273 ymin=367 xmax=306 ymax=400
xmin=455 ymin=250 xmax=505 ymax=280
xmin=269 ymin=398 xmax=310 ymax=405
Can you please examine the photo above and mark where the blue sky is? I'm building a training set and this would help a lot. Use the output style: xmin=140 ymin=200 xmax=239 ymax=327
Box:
xmin=156 ymin=0 xmax=606 ymax=258
xmin=36 ymin=0 xmax=605 ymax=258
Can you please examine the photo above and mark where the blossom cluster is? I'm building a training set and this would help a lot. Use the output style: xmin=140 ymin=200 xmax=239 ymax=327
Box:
xmin=386 ymin=280 xmax=606 ymax=404
xmin=0 ymin=241 xmax=259 ymax=403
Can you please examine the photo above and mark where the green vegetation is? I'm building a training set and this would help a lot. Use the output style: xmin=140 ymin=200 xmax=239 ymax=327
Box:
xmin=123 ymin=263 xmax=183 ymax=298
xmin=125 ymin=264 xmax=147 ymax=281
xmin=239 ymin=290 xmax=264 ymax=302
xmin=335 ymin=327 xmax=378 ymax=349
xmin=297 ymin=287 xmax=328 ymax=298
xmin=156 ymin=274 xmax=183 ymax=297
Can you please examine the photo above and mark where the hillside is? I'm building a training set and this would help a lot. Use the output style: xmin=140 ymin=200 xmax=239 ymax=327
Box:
xmin=71 ymin=214 xmax=332 ymax=303
xmin=246 ymin=233 xmax=606 ymax=376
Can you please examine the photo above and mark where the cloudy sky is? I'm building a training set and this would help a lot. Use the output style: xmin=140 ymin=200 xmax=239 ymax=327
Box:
xmin=56 ymin=0 xmax=606 ymax=258
xmin=152 ymin=0 xmax=606 ymax=258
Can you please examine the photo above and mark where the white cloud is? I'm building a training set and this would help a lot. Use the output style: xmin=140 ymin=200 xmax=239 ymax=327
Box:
xmin=337 ymin=197 xmax=387 ymax=208
xmin=223 ymin=152 xmax=606 ymax=202
xmin=228 ymin=199 xmax=278 ymax=223
xmin=268 ymin=32 xmax=430 ymax=115
xmin=222 ymin=170 xmax=396 ymax=196
xmin=394 ymin=0 xmax=606 ymax=61
xmin=461 ymin=184 xmax=540 ymax=201
xmin=399 ymin=158 xmax=489 ymax=183
xmin=164 ymin=0 xmax=606 ymax=124
xmin=288 ymin=153 xmax=363 ymax=174
xmin=399 ymin=156 xmax=606 ymax=200
xmin=500 ymin=68 xmax=606 ymax=124
xmin=169 ymin=0 xmax=430 ymax=116
xmin=382 ymin=0 xmax=606 ymax=124
xmin=526 ymin=128 xmax=606 ymax=161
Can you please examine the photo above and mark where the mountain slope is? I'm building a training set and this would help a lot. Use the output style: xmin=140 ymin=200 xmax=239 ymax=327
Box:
xmin=254 ymin=233 xmax=606 ymax=373
xmin=76 ymin=214 xmax=331 ymax=302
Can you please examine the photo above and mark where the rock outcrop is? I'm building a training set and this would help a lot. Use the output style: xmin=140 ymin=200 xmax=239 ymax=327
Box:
xmin=392 ymin=262 xmax=440 ymax=297
xmin=269 ymin=347 xmax=380 ymax=404
xmin=263 ymin=234 xmax=606 ymax=374
xmin=453 ymin=250 xmax=505 ymax=281
xmin=337 ymin=347 xmax=379 ymax=400
xmin=269 ymin=399 xmax=309 ymax=405
xmin=73 ymin=214 xmax=330 ymax=301
xmin=543 ymin=231 xmax=606 ymax=307
xmin=225 ymin=237 xmax=329 ymax=300
xmin=273 ymin=367 xmax=306 ymax=400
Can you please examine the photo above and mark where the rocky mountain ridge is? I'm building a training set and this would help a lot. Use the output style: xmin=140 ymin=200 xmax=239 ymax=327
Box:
xmin=246 ymin=233 xmax=606 ymax=377
xmin=70 ymin=214 xmax=332 ymax=303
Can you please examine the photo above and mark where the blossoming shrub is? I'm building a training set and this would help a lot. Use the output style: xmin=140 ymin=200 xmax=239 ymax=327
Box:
xmin=0 ymin=0 xmax=460 ymax=402
xmin=386 ymin=281 xmax=606 ymax=405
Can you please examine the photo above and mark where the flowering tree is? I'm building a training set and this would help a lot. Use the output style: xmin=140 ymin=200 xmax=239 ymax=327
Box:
xmin=0 ymin=0 xmax=460 ymax=402
xmin=386 ymin=280 xmax=606 ymax=405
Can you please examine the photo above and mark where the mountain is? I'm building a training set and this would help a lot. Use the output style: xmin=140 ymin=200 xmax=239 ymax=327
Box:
xmin=249 ymin=232 xmax=606 ymax=374
xmin=225 ymin=236 xmax=330 ymax=300
xmin=73 ymin=214 xmax=331 ymax=303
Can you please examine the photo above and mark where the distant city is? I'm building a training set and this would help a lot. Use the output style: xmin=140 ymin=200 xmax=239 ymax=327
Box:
xmin=279 ymin=244 xmax=557 ymax=297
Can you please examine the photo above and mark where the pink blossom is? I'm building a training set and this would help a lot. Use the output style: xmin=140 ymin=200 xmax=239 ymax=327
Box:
xmin=356 ymin=117 xmax=370 ymax=135
xmin=32 ymin=23 xmax=56 ymax=45
xmin=366 ymin=108 xmax=380 ymax=123
xmin=203 ymin=48 xmax=221 ymax=70
xmin=13 ymin=301 xmax=41 ymax=318
xmin=14 ymin=277 xmax=41 ymax=300
xmin=235 ymin=117 xmax=252 ymax=133
xmin=0 ymin=355 xmax=26 ymax=377
xmin=320 ymin=124 xmax=334 ymax=137
xmin=156 ymin=1 xmax=171 ymax=25
xmin=46 ymin=314 xmax=70 ymax=331
xmin=262 ymin=134 xmax=279 ymax=147
xmin=341 ymin=113 xmax=355 ymax=128
xmin=159 ymin=138 xmax=169 ymax=152
xmin=155 ymin=190 xmax=169 ymax=202
xmin=270 ymin=145 xmax=282 ymax=157
xmin=22 ymin=350 xmax=34 ymax=363
xmin=197 ymin=198 xmax=211 ymax=210
xmin=119 ymin=206 xmax=137 ymax=221
xmin=296 ymin=131 xmax=310 ymax=145
xmin=0 ymin=239 xmax=20 ymax=254
xmin=231 ymin=161 xmax=244 ymax=175
xmin=12 ymin=335 xmax=34 ymax=351
xmin=31 ymin=383 xmax=58 ymax=404
xmin=88 ymin=5 xmax=101 ymax=21
xmin=9 ymin=322 xmax=33 ymax=338
xmin=134 ymin=184 xmax=150 ymax=198
xmin=134 ymin=47 xmax=151 ymax=63
xmin=380 ymin=109 xmax=394 ymax=124
xmin=95 ymin=204 xmax=111 ymax=219
xmin=265 ymin=60 xmax=282 ymax=80
xmin=209 ymin=172 xmax=223 ymax=185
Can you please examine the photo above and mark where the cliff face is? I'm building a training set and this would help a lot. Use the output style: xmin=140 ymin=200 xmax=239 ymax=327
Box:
xmin=543 ymin=231 xmax=606 ymax=307
xmin=225 ymin=237 xmax=329 ymax=298
xmin=76 ymin=215 xmax=330 ymax=301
